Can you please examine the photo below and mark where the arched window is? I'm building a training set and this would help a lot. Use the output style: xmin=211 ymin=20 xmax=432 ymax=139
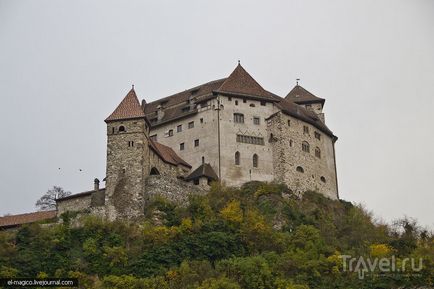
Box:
xmin=150 ymin=167 xmax=160 ymax=175
xmin=119 ymin=125 xmax=126 ymax=132
xmin=320 ymin=176 xmax=326 ymax=183
xmin=302 ymin=141 xmax=310 ymax=153
xmin=253 ymin=154 xmax=258 ymax=168
xmin=235 ymin=151 xmax=240 ymax=165
xmin=315 ymin=147 xmax=321 ymax=158
xmin=296 ymin=166 xmax=304 ymax=173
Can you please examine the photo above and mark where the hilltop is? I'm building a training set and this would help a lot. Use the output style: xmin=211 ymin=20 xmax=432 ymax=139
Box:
xmin=0 ymin=182 xmax=432 ymax=288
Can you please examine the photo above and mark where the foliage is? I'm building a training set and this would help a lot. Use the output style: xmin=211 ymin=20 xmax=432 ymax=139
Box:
xmin=1 ymin=182 xmax=432 ymax=288
xmin=35 ymin=186 xmax=71 ymax=211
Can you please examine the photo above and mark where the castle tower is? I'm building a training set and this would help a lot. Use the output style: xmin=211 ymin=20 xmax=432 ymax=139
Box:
xmin=104 ymin=88 xmax=150 ymax=220
xmin=285 ymin=84 xmax=326 ymax=122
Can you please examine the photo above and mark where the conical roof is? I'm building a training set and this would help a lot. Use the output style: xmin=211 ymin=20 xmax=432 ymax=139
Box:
xmin=105 ymin=88 xmax=146 ymax=122
xmin=215 ymin=64 xmax=275 ymax=99
xmin=285 ymin=85 xmax=325 ymax=105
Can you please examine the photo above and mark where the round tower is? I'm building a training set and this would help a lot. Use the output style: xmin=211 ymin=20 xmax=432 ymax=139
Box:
xmin=104 ymin=88 xmax=150 ymax=220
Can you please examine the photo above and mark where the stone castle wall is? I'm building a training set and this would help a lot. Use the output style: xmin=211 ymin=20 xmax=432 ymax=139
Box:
xmin=57 ymin=194 xmax=92 ymax=216
xmin=268 ymin=111 xmax=338 ymax=199
xmin=105 ymin=119 xmax=150 ymax=220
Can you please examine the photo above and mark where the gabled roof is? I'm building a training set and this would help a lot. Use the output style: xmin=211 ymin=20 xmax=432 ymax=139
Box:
xmin=149 ymin=140 xmax=191 ymax=168
xmin=285 ymin=85 xmax=325 ymax=105
xmin=0 ymin=210 xmax=57 ymax=229
xmin=105 ymin=88 xmax=146 ymax=122
xmin=185 ymin=163 xmax=218 ymax=181
xmin=214 ymin=64 xmax=276 ymax=100
xmin=144 ymin=78 xmax=227 ymax=116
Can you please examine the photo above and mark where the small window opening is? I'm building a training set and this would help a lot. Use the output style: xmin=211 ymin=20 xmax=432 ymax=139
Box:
xmin=302 ymin=141 xmax=310 ymax=153
xmin=253 ymin=154 xmax=258 ymax=168
xmin=119 ymin=126 xmax=125 ymax=132
xmin=235 ymin=100 xmax=239 ymax=105
xmin=150 ymin=167 xmax=160 ymax=175
xmin=235 ymin=151 xmax=240 ymax=165
xmin=180 ymin=143 xmax=185 ymax=151
xmin=296 ymin=166 xmax=304 ymax=173
xmin=260 ymin=101 xmax=266 ymax=106
xmin=202 ymin=156 xmax=205 ymax=164
xmin=320 ymin=176 xmax=326 ymax=183
xmin=194 ymin=139 xmax=199 ymax=147
xmin=200 ymin=118 xmax=204 ymax=123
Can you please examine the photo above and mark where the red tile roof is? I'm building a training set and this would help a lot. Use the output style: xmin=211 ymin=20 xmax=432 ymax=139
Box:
xmin=215 ymin=64 xmax=276 ymax=100
xmin=0 ymin=210 xmax=57 ymax=229
xmin=285 ymin=85 xmax=325 ymax=105
xmin=149 ymin=140 xmax=191 ymax=168
xmin=105 ymin=88 xmax=146 ymax=122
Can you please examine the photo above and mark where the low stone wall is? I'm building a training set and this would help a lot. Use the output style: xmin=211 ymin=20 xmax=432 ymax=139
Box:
xmin=57 ymin=194 xmax=92 ymax=216
xmin=144 ymin=175 xmax=206 ymax=206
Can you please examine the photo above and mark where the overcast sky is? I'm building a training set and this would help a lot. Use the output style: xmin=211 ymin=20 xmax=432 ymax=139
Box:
xmin=0 ymin=0 xmax=433 ymax=228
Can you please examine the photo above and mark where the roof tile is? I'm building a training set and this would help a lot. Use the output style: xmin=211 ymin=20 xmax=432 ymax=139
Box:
xmin=105 ymin=88 xmax=146 ymax=122
xmin=0 ymin=210 xmax=57 ymax=228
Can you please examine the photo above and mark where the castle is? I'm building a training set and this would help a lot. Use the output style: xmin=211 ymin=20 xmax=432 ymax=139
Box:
xmin=53 ymin=63 xmax=339 ymax=221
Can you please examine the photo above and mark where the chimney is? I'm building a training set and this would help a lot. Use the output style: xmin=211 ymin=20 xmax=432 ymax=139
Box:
xmin=157 ymin=104 xmax=165 ymax=121
xmin=94 ymin=178 xmax=100 ymax=191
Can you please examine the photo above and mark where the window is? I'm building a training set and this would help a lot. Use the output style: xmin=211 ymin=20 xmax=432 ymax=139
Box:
xmin=228 ymin=97 xmax=232 ymax=101
xmin=260 ymin=101 xmax=266 ymax=106
xmin=315 ymin=132 xmax=321 ymax=140
xmin=236 ymin=134 xmax=265 ymax=145
xmin=112 ymin=127 xmax=115 ymax=134
xmin=177 ymin=125 xmax=182 ymax=132
xmin=253 ymin=154 xmax=258 ymax=168
xmin=202 ymin=156 xmax=205 ymax=164
xmin=302 ymin=141 xmax=310 ymax=153
xmin=320 ymin=176 xmax=326 ymax=183
xmin=193 ymin=179 xmax=200 ymax=185
xmin=234 ymin=113 xmax=244 ymax=123
xmin=180 ymin=143 xmax=185 ymax=151
xmin=296 ymin=166 xmax=304 ymax=173
xmin=194 ymin=139 xmax=199 ymax=147
xmin=150 ymin=167 xmax=160 ymax=175
xmin=303 ymin=126 xmax=309 ymax=134
xmin=287 ymin=120 xmax=291 ymax=126
xmin=200 ymin=118 xmax=204 ymax=123
xmin=289 ymin=139 xmax=293 ymax=147
xmin=249 ymin=103 xmax=255 ymax=107
xmin=128 ymin=141 xmax=134 ymax=147
xmin=235 ymin=151 xmax=240 ymax=165
xmin=188 ymin=121 xmax=194 ymax=129
xmin=168 ymin=129 xmax=173 ymax=137
xmin=315 ymin=147 xmax=321 ymax=158
xmin=150 ymin=134 xmax=157 ymax=141
xmin=119 ymin=125 xmax=125 ymax=132
xmin=235 ymin=100 xmax=239 ymax=105
xmin=253 ymin=117 xmax=260 ymax=125
xmin=243 ymin=99 xmax=247 ymax=103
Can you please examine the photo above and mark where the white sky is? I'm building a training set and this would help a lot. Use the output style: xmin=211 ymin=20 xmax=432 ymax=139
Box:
xmin=0 ymin=0 xmax=433 ymax=228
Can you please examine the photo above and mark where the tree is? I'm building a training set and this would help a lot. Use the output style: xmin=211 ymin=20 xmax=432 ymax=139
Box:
xmin=35 ymin=186 xmax=71 ymax=211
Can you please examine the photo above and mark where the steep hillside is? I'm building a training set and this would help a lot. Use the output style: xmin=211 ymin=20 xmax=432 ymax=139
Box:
xmin=0 ymin=182 xmax=432 ymax=288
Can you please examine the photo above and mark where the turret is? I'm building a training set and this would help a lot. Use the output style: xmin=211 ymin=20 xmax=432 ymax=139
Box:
xmin=104 ymin=87 xmax=150 ymax=220
xmin=285 ymin=84 xmax=326 ymax=122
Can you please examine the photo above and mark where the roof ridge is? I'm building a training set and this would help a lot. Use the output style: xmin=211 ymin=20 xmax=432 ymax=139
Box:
xmin=146 ymin=78 xmax=228 ymax=106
